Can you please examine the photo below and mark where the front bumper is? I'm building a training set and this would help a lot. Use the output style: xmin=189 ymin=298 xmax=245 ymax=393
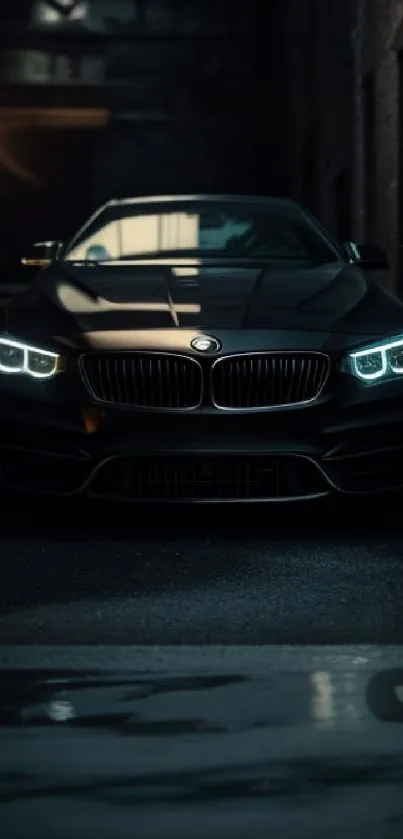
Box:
xmin=1 ymin=385 xmax=403 ymax=501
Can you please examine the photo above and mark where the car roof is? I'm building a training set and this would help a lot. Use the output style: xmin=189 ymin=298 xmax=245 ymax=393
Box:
xmin=105 ymin=194 xmax=299 ymax=209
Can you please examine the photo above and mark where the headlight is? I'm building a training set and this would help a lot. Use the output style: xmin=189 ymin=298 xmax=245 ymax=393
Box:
xmin=0 ymin=337 xmax=60 ymax=379
xmin=349 ymin=337 xmax=403 ymax=382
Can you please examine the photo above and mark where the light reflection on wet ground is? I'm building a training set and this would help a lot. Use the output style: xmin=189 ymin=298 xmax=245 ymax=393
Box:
xmin=1 ymin=646 xmax=403 ymax=836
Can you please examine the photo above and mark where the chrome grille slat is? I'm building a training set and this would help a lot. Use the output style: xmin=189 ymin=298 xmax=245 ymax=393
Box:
xmin=98 ymin=359 xmax=106 ymax=401
xmin=114 ymin=357 xmax=122 ymax=403
xmin=211 ymin=352 xmax=330 ymax=409
xmin=137 ymin=357 xmax=144 ymax=404
xmin=80 ymin=352 xmax=203 ymax=410
xmin=270 ymin=356 xmax=276 ymax=404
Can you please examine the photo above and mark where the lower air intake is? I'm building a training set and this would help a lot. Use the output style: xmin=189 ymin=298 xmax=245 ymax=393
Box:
xmin=0 ymin=447 xmax=90 ymax=494
xmin=89 ymin=454 xmax=329 ymax=501
xmin=323 ymin=446 xmax=403 ymax=493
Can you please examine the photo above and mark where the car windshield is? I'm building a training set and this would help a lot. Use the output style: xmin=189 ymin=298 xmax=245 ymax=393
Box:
xmin=63 ymin=199 xmax=341 ymax=264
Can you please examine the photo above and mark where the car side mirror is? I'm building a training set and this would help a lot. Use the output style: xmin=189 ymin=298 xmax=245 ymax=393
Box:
xmin=21 ymin=240 xmax=62 ymax=268
xmin=344 ymin=241 xmax=389 ymax=270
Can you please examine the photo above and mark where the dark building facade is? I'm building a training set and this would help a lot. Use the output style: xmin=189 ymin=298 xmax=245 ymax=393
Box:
xmin=0 ymin=0 xmax=108 ymax=254
xmin=284 ymin=0 xmax=403 ymax=296
xmin=82 ymin=0 xmax=290 ymax=203
xmin=283 ymin=0 xmax=355 ymax=239
xmin=0 ymin=0 xmax=289 ymax=255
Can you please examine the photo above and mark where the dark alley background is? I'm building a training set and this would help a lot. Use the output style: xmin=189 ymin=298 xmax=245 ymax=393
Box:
xmin=4 ymin=14 xmax=403 ymax=838
xmin=1 ymin=1 xmax=403 ymax=291
xmin=0 ymin=0 xmax=289 ymax=282
xmin=0 ymin=2 xmax=355 ymax=281
xmin=1 ymin=1 xmax=402 ymax=291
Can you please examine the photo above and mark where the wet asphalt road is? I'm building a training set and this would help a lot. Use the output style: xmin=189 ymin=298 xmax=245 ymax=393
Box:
xmin=1 ymin=495 xmax=403 ymax=645
xmin=2 ymin=496 xmax=403 ymax=838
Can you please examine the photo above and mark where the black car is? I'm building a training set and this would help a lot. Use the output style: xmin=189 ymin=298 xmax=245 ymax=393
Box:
xmin=1 ymin=193 xmax=402 ymax=502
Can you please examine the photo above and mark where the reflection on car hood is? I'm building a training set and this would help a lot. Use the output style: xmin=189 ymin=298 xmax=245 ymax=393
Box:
xmin=4 ymin=258 xmax=403 ymax=346
xmin=40 ymin=260 xmax=371 ymax=332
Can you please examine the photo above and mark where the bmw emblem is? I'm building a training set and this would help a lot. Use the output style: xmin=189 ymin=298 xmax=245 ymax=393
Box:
xmin=190 ymin=335 xmax=221 ymax=353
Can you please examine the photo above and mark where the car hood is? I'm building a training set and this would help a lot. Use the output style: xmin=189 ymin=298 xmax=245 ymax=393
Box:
xmin=4 ymin=258 xmax=403 ymax=350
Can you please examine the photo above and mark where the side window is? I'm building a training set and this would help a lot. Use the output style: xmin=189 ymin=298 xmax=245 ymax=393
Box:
xmin=65 ymin=221 xmax=119 ymax=261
